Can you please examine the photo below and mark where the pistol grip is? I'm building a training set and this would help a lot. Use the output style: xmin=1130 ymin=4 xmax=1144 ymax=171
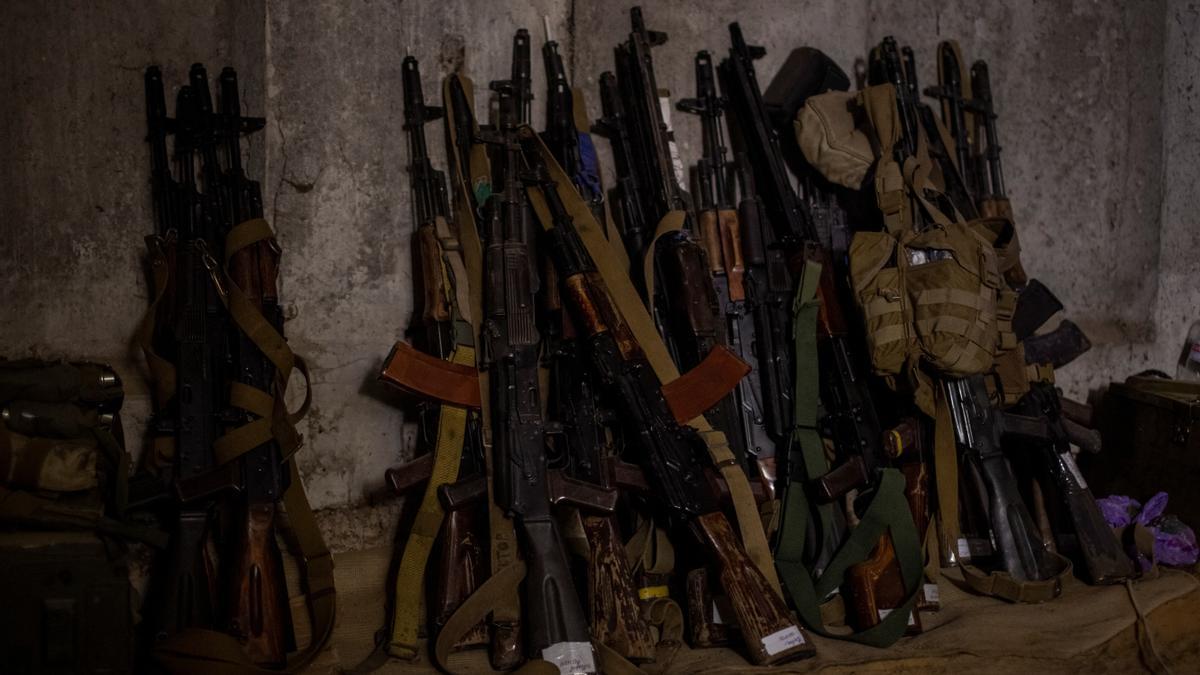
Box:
xmin=693 ymin=512 xmax=814 ymax=665
xmin=815 ymin=456 xmax=868 ymax=502
xmin=582 ymin=515 xmax=655 ymax=661
xmin=844 ymin=534 xmax=921 ymax=634
xmin=490 ymin=620 xmax=523 ymax=671
xmin=227 ymin=501 xmax=292 ymax=667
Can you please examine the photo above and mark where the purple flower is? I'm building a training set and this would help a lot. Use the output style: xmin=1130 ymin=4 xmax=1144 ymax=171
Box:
xmin=1097 ymin=494 xmax=1141 ymax=529
xmin=1150 ymin=515 xmax=1199 ymax=567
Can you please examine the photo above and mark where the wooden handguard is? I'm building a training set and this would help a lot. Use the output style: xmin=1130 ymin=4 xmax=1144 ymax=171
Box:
xmin=582 ymin=515 xmax=656 ymax=662
xmin=717 ymin=209 xmax=746 ymax=302
xmin=692 ymin=512 xmax=814 ymax=665
xmin=699 ymin=209 xmax=725 ymax=277
xmin=416 ymin=223 xmax=452 ymax=324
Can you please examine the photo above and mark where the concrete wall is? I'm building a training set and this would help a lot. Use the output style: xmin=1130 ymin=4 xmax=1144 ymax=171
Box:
xmin=1 ymin=0 xmax=1191 ymax=551
xmin=1155 ymin=0 xmax=1200 ymax=377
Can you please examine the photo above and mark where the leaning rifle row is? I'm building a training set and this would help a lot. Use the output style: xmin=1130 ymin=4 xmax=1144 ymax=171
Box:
xmin=137 ymin=5 xmax=1128 ymax=672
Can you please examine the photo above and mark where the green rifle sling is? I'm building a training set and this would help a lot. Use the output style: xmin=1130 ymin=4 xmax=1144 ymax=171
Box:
xmin=773 ymin=259 xmax=924 ymax=648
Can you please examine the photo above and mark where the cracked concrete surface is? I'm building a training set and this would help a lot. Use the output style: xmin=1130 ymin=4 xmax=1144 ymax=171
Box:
xmin=1 ymin=0 xmax=1195 ymax=551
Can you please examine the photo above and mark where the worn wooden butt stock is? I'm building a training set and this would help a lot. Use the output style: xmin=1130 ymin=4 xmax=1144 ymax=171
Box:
xmin=582 ymin=515 xmax=656 ymax=661
xmin=226 ymin=501 xmax=293 ymax=667
xmin=692 ymin=511 xmax=814 ymax=665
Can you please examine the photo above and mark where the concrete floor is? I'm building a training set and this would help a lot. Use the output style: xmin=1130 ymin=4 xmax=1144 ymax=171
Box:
xmin=2 ymin=0 xmax=1196 ymax=551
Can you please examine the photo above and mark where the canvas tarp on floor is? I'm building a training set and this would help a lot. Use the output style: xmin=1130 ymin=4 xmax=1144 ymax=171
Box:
xmin=294 ymin=546 xmax=1199 ymax=674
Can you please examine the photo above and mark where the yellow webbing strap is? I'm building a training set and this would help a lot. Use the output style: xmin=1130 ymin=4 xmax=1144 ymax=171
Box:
xmin=442 ymin=73 xmax=524 ymax=650
xmin=958 ymin=553 xmax=1071 ymax=603
xmin=520 ymin=128 xmax=781 ymax=596
xmin=431 ymin=561 xmax=557 ymax=675
xmin=153 ymin=217 xmax=333 ymax=673
xmin=624 ymin=515 xmax=676 ymax=577
xmin=388 ymin=344 xmax=475 ymax=659
xmin=933 ymin=386 xmax=960 ymax=567
xmin=641 ymin=209 xmax=686 ymax=309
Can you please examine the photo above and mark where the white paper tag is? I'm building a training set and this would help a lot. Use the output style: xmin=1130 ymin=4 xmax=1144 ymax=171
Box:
xmin=761 ymin=625 xmax=805 ymax=656
xmin=878 ymin=608 xmax=917 ymax=626
xmin=1063 ymin=453 xmax=1088 ymax=489
xmin=542 ymin=641 xmax=596 ymax=675
xmin=956 ymin=537 xmax=972 ymax=562
xmin=711 ymin=600 xmax=725 ymax=625
xmin=923 ymin=583 xmax=940 ymax=604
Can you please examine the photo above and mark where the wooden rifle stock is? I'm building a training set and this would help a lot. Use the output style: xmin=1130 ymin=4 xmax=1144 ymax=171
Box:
xmin=845 ymin=421 xmax=934 ymax=630
xmin=692 ymin=512 xmax=815 ymax=663
xmin=226 ymin=501 xmax=292 ymax=666
xmin=845 ymin=535 xmax=920 ymax=634
xmin=582 ymin=515 xmax=656 ymax=662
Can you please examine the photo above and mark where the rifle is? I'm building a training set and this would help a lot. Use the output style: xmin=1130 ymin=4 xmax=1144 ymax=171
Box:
xmin=542 ymin=285 xmax=656 ymax=661
xmin=923 ymin=42 xmax=978 ymax=200
xmin=677 ymin=52 xmax=774 ymax=493
xmin=612 ymin=8 xmax=752 ymax=478
xmin=539 ymin=84 xmax=653 ymax=657
xmin=401 ymin=54 xmax=491 ymax=652
xmin=967 ymin=59 xmax=1012 ymax=222
xmin=723 ymin=29 xmax=932 ymax=642
xmin=728 ymin=149 xmax=793 ymax=460
xmin=939 ymin=53 xmax=1130 ymax=584
xmin=146 ymin=71 xmax=224 ymax=641
xmin=523 ymin=136 xmax=813 ymax=665
xmin=541 ymin=18 xmax=604 ymax=222
xmin=1014 ymin=385 xmax=1133 ymax=583
xmin=594 ymin=71 xmax=651 ymax=281
xmin=722 ymin=23 xmax=892 ymax=569
xmin=196 ymin=64 xmax=295 ymax=665
xmin=480 ymin=33 xmax=594 ymax=669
